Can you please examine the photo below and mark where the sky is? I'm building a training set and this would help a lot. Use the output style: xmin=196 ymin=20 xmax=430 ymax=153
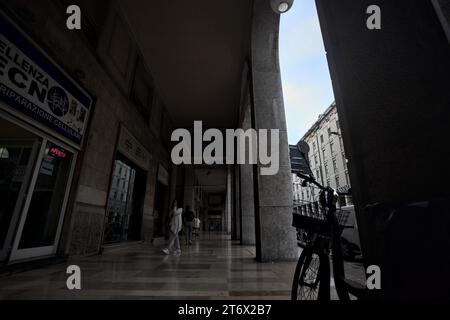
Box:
xmin=279 ymin=0 xmax=335 ymax=144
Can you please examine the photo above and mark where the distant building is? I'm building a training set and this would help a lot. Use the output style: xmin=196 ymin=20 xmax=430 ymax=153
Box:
xmin=293 ymin=102 xmax=352 ymax=207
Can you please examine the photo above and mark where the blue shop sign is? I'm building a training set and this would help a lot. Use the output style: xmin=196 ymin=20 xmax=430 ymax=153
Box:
xmin=0 ymin=14 xmax=93 ymax=148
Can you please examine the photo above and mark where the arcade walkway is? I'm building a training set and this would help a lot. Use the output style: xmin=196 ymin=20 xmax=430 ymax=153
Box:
xmin=0 ymin=233 xmax=297 ymax=300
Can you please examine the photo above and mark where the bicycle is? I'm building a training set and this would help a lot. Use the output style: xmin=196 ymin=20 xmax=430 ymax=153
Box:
xmin=291 ymin=172 xmax=367 ymax=300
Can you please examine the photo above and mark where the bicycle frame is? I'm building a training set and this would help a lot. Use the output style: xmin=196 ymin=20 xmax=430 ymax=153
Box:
xmin=294 ymin=172 xmax=363 ymax=300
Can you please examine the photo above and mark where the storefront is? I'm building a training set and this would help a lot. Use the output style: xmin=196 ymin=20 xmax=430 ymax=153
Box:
xmin=0 ymin=14 xmax=93 ymax=263
xmin=102 ymin=125 xmax=150 ymax=244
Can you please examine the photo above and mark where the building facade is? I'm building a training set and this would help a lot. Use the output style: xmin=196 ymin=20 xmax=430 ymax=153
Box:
xmin=293 ymin=102 xmax=352 ymax=207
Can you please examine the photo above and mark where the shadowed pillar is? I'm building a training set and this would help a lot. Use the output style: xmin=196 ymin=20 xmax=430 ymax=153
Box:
xmin=240 ymin=97 xmax=256 ymax=245
xmin=250 ymin=0 xmax=297 ymax=261
xmin=316 ymin=0 xmax=450 ymax=297
xmin=231 ymin=165 xmax=241 ymax=240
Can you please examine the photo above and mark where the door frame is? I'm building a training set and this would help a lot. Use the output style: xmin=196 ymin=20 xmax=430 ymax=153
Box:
xmin=0 ymin=139 xmax=41 ymax=262
xmin=0 ymin=110 xmax=78 ymax=263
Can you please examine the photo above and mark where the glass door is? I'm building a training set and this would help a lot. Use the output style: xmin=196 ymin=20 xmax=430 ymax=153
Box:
xmin=0 ymin=117 xmax=41 ymax=262
xmin=9 ymin=139 xmax=76 ymax=261
xmin=0 ymin=140 xmax=40 ymax=261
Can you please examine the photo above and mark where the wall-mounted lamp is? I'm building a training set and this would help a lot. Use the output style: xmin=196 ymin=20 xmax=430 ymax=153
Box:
xmin=270 ymin=0 xmax=294 ymax=14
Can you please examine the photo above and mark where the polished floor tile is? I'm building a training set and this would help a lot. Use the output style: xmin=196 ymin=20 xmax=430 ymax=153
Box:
xmin=0 ymin=232 xmax=365 ymax=300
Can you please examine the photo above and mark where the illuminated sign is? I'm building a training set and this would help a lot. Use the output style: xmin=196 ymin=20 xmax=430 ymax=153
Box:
xmin=48 ymin=146 xmax=66 ymax=159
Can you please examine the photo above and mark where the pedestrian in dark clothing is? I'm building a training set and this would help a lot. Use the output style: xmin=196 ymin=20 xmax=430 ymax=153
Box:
xmin=183 ymin=205 xmax=195 ymax=245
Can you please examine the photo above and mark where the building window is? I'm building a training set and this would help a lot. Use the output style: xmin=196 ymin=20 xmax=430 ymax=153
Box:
xmin=313 ymin=142 xmax=316 ymax=150
xmin=327 ymin=127 xmax=332 ymax=137
xmin=335 ymin=175 xmax=340 ymax=188
xmin=332 ymin=158 xmax=337 ymax=172
xmin=320 ymin=135 xmax=324 ymax=143
xmin=330 ymin=141 xmax=334 ymax=154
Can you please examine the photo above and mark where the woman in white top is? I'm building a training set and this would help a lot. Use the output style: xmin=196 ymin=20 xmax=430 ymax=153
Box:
xmin=163 ymin=200 xmax=183 ymax=255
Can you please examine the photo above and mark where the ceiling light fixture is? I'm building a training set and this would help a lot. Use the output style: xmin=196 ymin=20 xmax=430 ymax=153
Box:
xmin=270 ymin=0 xmax=294 ymax=14
xmin=278 ymin=2 xmax=289 ymax=12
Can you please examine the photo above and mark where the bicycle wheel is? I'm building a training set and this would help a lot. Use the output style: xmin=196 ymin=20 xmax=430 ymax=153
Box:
xmin=292 ymin=247 xmax=324 ymax=300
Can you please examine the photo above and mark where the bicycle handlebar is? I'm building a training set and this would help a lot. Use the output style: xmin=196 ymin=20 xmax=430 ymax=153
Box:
xmin=296 ymin=172 xmax=325 ymax=189
xmin=295 ymin=172 xmax=351 ymax=196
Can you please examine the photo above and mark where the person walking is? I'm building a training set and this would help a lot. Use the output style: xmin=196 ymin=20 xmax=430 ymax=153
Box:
xmin=183 ymin=205 xmax=195 ymax=245
xmin=162 ymin=200 xmax=182 ymax=255
xmin=193 ymin=215 xmax=201 ymax=238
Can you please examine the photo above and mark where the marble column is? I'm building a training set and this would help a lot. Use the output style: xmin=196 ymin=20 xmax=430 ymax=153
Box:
xmin=250 ymin=0 xmax=297 ymax=261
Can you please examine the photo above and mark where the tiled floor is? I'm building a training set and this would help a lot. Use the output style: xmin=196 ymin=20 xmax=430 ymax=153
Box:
xmin=0 ymin=233 xmax=365 ymax=300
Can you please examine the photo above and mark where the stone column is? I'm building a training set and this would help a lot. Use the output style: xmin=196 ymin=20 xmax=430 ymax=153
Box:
xmin=232 ymin=165 xmax=241 ymax=240
xmin=240 ymin=97 xmax=256 ymax=245
xmin=226 ymin=165 xmax=233 ymax=234
xmin=240 ymin=163 xmax=256 ymax=245
xmin=250 ymin=0 xmax=297 ymax=261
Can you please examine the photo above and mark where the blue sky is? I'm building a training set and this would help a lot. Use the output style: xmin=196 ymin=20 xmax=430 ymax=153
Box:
xmin=279 ymin=0 xmax=335 ymax=144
